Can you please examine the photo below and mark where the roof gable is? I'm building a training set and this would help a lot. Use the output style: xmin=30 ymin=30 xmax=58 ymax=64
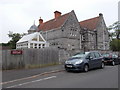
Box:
xmin=17 ymin=32 xmax=45 ymax=43
xmin=38 ymin=13 xmax=70 ymax=31
xmin=79 ymin=16 xmax=100 ymax=30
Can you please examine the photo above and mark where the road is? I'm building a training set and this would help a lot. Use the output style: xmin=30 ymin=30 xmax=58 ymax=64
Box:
xmin=2 ymin=65 xmax=119 ymax=88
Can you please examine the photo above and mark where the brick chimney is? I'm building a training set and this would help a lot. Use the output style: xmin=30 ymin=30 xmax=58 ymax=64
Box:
xmin=54 ymin=11 xmax=61 ymax=19
xmin=39 ymin=17 xmax=43 ymax=24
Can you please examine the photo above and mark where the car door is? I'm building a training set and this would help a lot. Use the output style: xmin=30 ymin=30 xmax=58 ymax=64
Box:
xmin=93 ymin=52 xmax=102 ymax=68
xmin=87 ymin=52 xmax=96 ymax=69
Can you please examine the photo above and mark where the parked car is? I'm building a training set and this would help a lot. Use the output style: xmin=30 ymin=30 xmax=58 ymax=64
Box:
xmin=64 ymin=51 xmax=105 ymax=72
xmin=102 ymin=53 xmax=120 ymax=65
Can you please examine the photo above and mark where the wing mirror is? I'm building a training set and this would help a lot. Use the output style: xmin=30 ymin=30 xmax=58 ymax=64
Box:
xmin=86 ymin=56 xmax=93 ymax=60
xmin=89 ymin=56 xmax=93 ymax=60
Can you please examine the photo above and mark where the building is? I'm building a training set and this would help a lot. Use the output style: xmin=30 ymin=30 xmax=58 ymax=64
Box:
xmin=37 ymin=10 xmax=109 ymax=54
xmin=16 ymin=32 xmax=49 ymax=49
xmin=37 ymin=10 xmax=81 ymax=55
xmin=28 ymin=22 xmax=38 ymax=34
xmin=80 ymin=13 xmax=110 ymax=51
xmin=16 ymin=10 xmax=109 ymax=58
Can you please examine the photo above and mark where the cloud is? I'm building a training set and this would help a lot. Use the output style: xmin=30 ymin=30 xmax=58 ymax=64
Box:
xmin=0 ymin=0 xmax=24 ymax=4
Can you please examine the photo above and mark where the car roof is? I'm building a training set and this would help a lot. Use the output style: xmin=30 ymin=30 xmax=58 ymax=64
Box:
xmin=75 ymin=51 xmax=99 ymax=55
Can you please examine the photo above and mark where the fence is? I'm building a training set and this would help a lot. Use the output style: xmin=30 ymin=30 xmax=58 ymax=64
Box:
xmin=2 ymin=48 xmax=117 ymax=70
xmin=2 ymin=47 xmax=59 ymax=70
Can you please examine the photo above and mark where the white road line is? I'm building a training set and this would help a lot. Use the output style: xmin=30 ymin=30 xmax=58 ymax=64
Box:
xmin=1 ymin=69 xmax=64 ymax=85
xmin=6 ymin=76 xmax=56 ymax=88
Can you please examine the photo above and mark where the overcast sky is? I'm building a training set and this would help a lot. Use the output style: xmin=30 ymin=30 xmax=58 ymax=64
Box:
xmin=0 ymin=0 xmax=119 ymax=43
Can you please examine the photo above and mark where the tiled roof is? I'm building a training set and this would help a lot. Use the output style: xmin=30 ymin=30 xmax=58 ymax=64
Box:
xmin=38 ymin=13 xmax=70 ymax=31
xmin=79 ymin=16 xmax=100 ymax=30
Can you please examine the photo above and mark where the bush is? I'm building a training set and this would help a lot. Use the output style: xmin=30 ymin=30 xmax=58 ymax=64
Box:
xmin=110 ymin=39 xmax=120 ymax=51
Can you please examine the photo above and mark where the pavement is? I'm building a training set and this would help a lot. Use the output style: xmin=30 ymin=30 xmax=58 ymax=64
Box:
xmin=2 ymin=64 xmax=64 ymax=82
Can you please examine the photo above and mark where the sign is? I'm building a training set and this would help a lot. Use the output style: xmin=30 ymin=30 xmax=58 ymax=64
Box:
xmin=11 ymin=50 xmax=23 ymax=55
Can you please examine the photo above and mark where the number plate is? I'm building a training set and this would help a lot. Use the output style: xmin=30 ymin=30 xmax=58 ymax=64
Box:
xmin=66 ymin=65 xmax=72 ymax=67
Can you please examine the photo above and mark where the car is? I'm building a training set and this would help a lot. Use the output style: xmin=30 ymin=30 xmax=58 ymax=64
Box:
xmin=64 ymin=51 xmax=105 ymax=72
xmin=102 ymin=53 xmax=120 ymax=66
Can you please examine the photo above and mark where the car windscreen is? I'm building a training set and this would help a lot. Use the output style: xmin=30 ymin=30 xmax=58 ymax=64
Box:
xmin=68 ymin=54 xmax=86 ymax=60
xmin=102 ymin=54 xmax=109 ymax=57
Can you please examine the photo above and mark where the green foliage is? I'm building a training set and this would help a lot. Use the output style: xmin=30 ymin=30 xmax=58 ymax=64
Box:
xmin=110 ymin=39 xmax=120 ymax=51
xmin=0 ymin=43 xmax=9 ymax=46
xmin=108 ymin=21 xmax=120 ymax=51
xmin=7 ymin=31 xmax=22 ymax=49
xmin=107 ymin=21 xmax=120 ymax=40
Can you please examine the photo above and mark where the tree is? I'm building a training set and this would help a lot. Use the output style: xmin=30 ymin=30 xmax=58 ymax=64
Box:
xmin=107 ymin=21 xmax=120 ymax=40
xmin=110 ymin=39 xmax=120 ymax=51
xmin=7 ymin=31 xmax=22 ymax=49
xmin=108 ymin=21 xmax=120 ymax=51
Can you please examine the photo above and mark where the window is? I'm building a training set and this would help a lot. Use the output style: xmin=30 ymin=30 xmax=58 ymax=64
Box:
xmin=87 ymin=52 xmax=95 ymax=59
xmin=82 ymin=35 xmax=85 ymax=41
xmin=30 ymin=43 xmax=33 ymax=45
xmin=32 ymin=38 xmax=37 ymax=41
xmin=39 ymin=36 xmax=44 ymax=41
xmin=94 ymin=52 xmax=101 ymax=58
xmin=35 ymin=44 xmax=37 ymax=46
xmin=34 ymin=44 xmax=37 ymax=48
xmin=42 ymin=44 xmax=45 ymax=48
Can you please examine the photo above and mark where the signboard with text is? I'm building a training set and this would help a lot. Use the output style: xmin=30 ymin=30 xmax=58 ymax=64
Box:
xmin=11 ymin=50 xmax=23 ymax=55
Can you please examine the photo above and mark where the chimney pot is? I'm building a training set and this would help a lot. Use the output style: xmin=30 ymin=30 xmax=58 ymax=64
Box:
xmin=54 ymin=11 xmax=61 ymax=19
xmin=39 ymin=17 xmax=43 ymax=25
xmin=99 ymin=13 xmax=103 ymax=16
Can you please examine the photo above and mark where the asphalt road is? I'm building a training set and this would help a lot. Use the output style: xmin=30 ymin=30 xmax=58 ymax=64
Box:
xmin=2 ymin=65 xmax=119 ymax=88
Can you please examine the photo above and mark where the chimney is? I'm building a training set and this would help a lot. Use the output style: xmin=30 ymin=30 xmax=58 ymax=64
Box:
xmin=54 ymin=11 xmax=61 ymax=19
xmin=99 ymin=13 xmax=103 ymax=16
xmin=39 ymin=17 xmax=43 ymax=25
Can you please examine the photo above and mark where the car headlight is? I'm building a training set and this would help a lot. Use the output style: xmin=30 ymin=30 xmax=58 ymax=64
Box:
xmin=65 ymin=61 xmax=69 ymax=64
xmin=74 ymin=60 xmax=83 ymax=65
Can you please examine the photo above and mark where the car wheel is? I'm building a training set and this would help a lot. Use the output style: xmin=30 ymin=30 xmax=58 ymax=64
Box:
xmin=101 ymin=62 xmax=105 ymax=69
xmin=112 ymin=61 xmax=115 ymax=66
xmin=83 ymin=64 xmax=89 ymax=72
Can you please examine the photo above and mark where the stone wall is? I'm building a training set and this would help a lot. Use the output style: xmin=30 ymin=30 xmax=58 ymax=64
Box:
xmin=96 ymin=16 xmax=110 ymax=50
xmin=41 ymin=11 xmax=82 ymax=53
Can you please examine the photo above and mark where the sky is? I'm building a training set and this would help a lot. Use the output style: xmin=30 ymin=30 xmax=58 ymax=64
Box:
xmin=0 ymin=0 xmax=119 ymax=43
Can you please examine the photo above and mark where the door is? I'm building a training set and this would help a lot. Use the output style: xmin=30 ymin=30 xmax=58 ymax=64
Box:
xmin=93 ymin=52 xmax=102 ymax=68
xmin=87 ymin=52 xmax=96 ymax=69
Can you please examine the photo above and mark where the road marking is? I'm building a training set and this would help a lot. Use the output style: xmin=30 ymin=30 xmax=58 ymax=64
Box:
xmin=1 ymin=69 xmax=64 ymax=85
xmin=6 ymin=76 xmax=57 ymax=88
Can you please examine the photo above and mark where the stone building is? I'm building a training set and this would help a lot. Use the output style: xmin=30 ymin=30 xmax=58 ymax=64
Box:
xmin=16 ymin=10 xmax=109 ymax=61
xmin=37 ymin=10 xmax=109 ymax=54
xmin=37 ymin=10 xmax=82 ymax=55
xmin=80 ymin=13 xmax=110 ymax=51
xmin=16 ymin=10 xmax=109 ymax=60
